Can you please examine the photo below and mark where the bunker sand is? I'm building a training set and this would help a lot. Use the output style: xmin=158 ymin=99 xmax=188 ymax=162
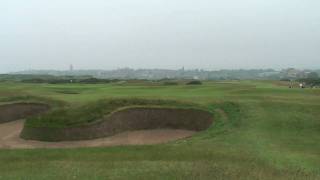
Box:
xmin=0 ymin=120 xmax=195 ymax=149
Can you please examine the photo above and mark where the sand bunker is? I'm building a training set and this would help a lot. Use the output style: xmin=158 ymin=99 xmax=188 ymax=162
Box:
xmin=0 ymin=120 xmax=195 ymax=149
xmin=0 ymin=104 xmax=212 ymax=148
xmin=0 ymin=103 xmax=49 ymax=123
xmin=21 ymin=107 xmax=213 ymax=141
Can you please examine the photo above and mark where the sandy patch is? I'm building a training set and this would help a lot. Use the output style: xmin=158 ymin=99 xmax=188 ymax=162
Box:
xmin=0 ymin=103 xmax=49 ymax=123
xmin=0 ymin=120 xmax=195 ymax=149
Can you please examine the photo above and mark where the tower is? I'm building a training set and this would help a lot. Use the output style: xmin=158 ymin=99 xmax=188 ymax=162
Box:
xmin=69 ymin=64 xmax=73 ymax=71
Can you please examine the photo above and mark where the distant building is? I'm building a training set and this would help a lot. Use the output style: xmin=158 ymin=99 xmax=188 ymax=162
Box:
xmin=281 ymin=68 xmax=307 ymax=79
xmin=69 ymin=64 xmax=74 ymax=71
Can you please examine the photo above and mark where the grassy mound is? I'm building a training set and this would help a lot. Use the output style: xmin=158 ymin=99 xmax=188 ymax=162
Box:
xmin=21 ymin=98 xmax=214 ymax=141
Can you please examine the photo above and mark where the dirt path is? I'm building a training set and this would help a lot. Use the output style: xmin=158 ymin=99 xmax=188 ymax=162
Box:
xmin=0 ymin=120 xmax=195 ymax=149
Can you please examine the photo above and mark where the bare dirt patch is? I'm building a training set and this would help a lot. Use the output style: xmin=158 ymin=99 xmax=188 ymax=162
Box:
xmin=0 ymin=103 xmax=49 ymax=123
xmin=0 ymin=120 xmax=195 ymax=149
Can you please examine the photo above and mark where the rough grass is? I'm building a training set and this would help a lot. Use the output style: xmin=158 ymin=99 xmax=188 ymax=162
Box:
xmin=0 ymin=81 xmax=320 ymax=179
xmin=0 ymin=95 xmax=65 ymax=107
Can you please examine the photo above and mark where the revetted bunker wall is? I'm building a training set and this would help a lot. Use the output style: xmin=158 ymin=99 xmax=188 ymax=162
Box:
xmin=21 ymin=107 xmax=213 ymax=142
xmin=0 ymin=103 xmax=49 ymax=123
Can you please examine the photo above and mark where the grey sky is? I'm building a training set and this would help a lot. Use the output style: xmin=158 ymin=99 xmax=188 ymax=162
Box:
xmin=1 ymin=0 xmax=320 ymax=73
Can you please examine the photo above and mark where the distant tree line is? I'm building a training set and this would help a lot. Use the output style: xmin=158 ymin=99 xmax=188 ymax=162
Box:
xmin=21 ymin=77 xmax=114 ymax=84
xmin=186 ymin=80 xmax=202 ymax=85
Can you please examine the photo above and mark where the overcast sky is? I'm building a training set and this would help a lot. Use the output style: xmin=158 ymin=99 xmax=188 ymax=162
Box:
xmin=1 ymin=0 xmax=319 ymax=73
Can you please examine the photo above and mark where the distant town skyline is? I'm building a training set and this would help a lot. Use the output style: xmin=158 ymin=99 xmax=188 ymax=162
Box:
xmin=3 ymin=65 xmax=320 ymax=74
xmin=8 ymin=67 xmax=319 ymax=81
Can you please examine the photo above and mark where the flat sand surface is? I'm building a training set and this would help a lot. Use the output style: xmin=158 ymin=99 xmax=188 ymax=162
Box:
xmin=0 ymin=120 xmax=195 ymax=149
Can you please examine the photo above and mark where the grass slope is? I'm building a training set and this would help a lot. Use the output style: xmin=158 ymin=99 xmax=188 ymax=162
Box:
xmin=0 ymin=81 xmax=319 ymax=179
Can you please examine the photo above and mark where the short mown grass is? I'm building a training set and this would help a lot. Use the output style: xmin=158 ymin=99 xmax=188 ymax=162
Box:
xmin=0 ymin=80 xmax=320 ymax=179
